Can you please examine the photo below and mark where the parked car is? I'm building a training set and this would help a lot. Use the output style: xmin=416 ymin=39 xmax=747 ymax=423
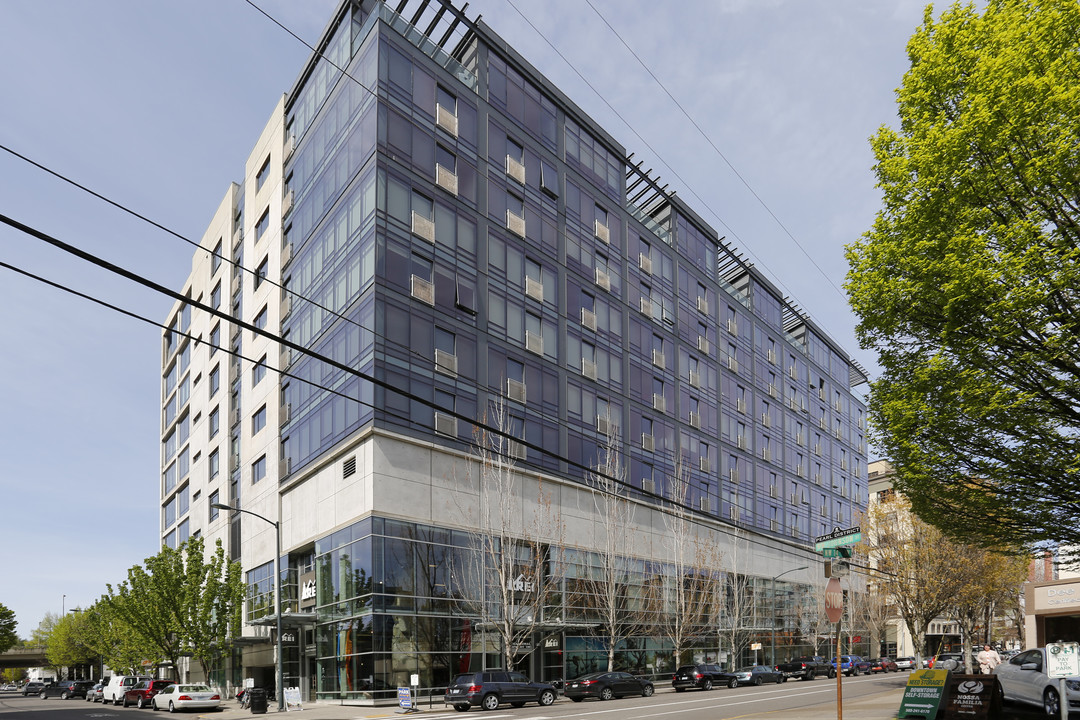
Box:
xmin=671 ymin=664 xmax=726 ymax=691
xmin=894 ymin=657 xmax=917 ymax=671
xmin=124 ymin=679 xmax=176 ymax=708
xmin=931 ymin=653 xmax=967 ymax=671
xmin=40 ymin=680 xmax=95 ymax=699
xmin=1 ymin=683 xmax=15 ymax=692
xmin=994 ymin=647 xmax=1080 ymax=717
xmin=151 ymin=684 xmax=222 ymax=712
xmin=443 ymin=670 xmax=556 ymax=711
xmin=86 ymin=682 xmax=106 ymax=702
xmin=564 ymin=672 xmax=654 ymax=701
xmin=832 ymin=656 xmax=871 ymax=676
xmin=719 ymin=665 xmax=784 ymax=687
xmin=869 ymin=657 xmax=898 ymax=674
xmin=777 ymin=656 xmax=834 ymax=681
xmin=103 ymin=675 xmax=153 ymax=705
xmin=22 ymin=682 xmax=45 ymax=697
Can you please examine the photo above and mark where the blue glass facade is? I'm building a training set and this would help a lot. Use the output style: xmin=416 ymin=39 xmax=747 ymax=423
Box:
xmin=168 ymin=0 xmax=873 ymax=702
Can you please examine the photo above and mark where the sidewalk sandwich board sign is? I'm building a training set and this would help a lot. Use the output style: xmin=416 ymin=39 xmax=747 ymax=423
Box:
xmin=898 ymin=668 xmax=950 ymax=719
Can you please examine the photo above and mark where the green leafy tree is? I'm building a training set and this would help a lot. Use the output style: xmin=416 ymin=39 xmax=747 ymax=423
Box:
xmin=0 ymin=603 xmax=17 ymax=654
xmin=105 ymin=537 xmax=244 ymax=680
xmin=846 ymin=0 xmax=1080 ymax=554
xmin=30 ymin=612 xmax=58 ymax=646
xmin=45 ymin=609 xmax=97 ymax=671
xmin=84 ymin=599 xmax=157 ymax=675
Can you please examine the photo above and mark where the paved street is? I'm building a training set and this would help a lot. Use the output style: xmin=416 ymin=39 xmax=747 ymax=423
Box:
xmin=0 ymin=676 xmax=1055 ymax=720
xmin=0 ymin=675 xmax=1048 ymax=720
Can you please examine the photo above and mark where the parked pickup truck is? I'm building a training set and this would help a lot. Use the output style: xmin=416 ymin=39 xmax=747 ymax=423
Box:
xmin=777 ymin=656 xmax=834 ymax=681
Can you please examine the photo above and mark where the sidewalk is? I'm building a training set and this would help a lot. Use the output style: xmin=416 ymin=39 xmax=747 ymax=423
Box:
xmin=206 ymin=685 xmax=909 ymax=720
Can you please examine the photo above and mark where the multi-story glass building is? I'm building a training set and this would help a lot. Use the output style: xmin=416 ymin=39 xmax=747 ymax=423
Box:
xmin=160 ymin=0 xmax=869 ymax=702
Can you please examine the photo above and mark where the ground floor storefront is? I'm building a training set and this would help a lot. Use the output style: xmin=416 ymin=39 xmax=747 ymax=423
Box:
xmin=1024 ymin=577 xmax=1080 ymax=647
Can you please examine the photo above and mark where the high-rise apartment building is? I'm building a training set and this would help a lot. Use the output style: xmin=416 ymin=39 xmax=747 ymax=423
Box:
xmin=160 ymin=0 xmax=869 ymax=702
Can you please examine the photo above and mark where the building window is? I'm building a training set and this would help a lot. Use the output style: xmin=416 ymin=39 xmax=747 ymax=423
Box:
xmin=210 ymin=323 xmax=220 ymax=356
xmin=253 ymin=355 xmax=267 ymax=385
xmin=253 ymin=455 xmax=267 ymax=483
xmin=255 ymin=256 xmax=269 ymax=290
xmin=211 ymin=282 xmax=221 ymax=310
xmin=209 ymin=490 xmax=220 ymax=521
xmin=256 ymin=155 xmax=271 ymax=191
xmin=254 ymin=305 xmax=267 ymax=330
xmin=253 ymin=405 xmax=266 ymax=435
xmin=209 ymin=407 xmax=220 ymax=438
xmin=540 ymin=159 xmax=558 ymax=197
xmin=209 ymin=448 xmax=219 ymax=479
xmin=211 ymin=239 xmax=222 ymax=275
xmin=209 ymin=365 xmax=220 ymax=397
xmin=256 ymin=208 xmax=270 ymax=240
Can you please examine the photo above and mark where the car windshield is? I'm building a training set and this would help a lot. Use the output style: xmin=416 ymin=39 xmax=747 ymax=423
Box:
xmin=735 ymin=666 xmax=755 ymax=673
xmin=178 ymin=685 xmax=210 ymax=692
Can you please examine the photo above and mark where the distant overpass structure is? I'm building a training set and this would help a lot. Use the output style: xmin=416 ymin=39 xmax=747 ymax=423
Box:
xmin=0 ymin=646 xmax=49 ymax=669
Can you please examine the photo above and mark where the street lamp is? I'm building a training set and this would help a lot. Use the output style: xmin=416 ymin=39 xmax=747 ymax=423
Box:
xmin=213 ymin=503 xmax=284 ymax=712
xmin=771 ymin=566 xmax=809 ymax=666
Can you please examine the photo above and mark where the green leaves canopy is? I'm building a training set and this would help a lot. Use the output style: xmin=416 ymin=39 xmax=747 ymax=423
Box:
xmin=0 ymin=603 xmax=16 ymax=655
xmin=105 ymin=537 xmax=244 ymax=679
xmin=847 ymin=0 xmax=1080 ymax=556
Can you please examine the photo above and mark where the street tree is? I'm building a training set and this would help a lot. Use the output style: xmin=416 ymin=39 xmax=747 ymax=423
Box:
xmin=105 ymin=537 xmax=244 ymax=680
xmin=716 ymin=532 xmax=756 ymax=668
xmin=0 ymin=603 xmax=16 ymax=654
xmin=45 ymin=609 xmax=97 ymax=672
xmin=586 ymin=413 xmax=646 ymax=672
xmin=846 ymin=0 xmax=1080 ymax=556
xmin=861 ymin=493 xmax=968 ymax=668
xmin=30 ymin=612 xmax=58 ymax=647
xmin=84 ymin=599 xmax=157 ymax=675
xmin=948 ymin=545 xmax=1029 ymax=673
xmin=456 ymin=396 xmax=564 ymax=670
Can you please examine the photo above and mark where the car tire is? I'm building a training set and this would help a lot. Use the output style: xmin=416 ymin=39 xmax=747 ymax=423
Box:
xmin=538 ymin=689 xmax=555 ymax=707
xmin=802 ymin=673 xmax=812 ymax=681
xmin=600 ymin=687 xmax=614 ymax=701
xmin=642 ymin=685 xmax=654 ymax=697
xmin=1044 ymin=687 xmax=1061 ymax=718
xmin=123 ymin=697 xmax=130 ymax=708
xmin=828 ymin=669 xmax=836 ymax=679
xmin=775 ymin=676 xmax=782 ymax=684
xmin=702 ymin=679 xmax=713 ymax=691
xmin=61 ymin=692 xmax=69 ymax=700
xmin=481 ymin=694 xmax=499 ymax=711
xmin=153 ymin=700 xmax=160 ymax=711
xmin=753 ymin=676 xmax=763 ymax=686
xmin=728 ymin=678 xmax=738 ymax=689
xmin=169 ymin=701 xmax=176 ymax=713
xmin=138 ymin=697 xmax=146 ymax=709
xmin=453 ymin=704 xmax=469 ymax=712
xmin=40 ymin=692 xmax=47 ymax=700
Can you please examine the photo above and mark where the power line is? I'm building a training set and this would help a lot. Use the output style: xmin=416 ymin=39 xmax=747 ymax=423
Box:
xmin=580 ymin=0 xmax=847 ymax=301
xmin=1 ymin=212 xmax=818 ymax=544
xmin=499 ymin=0 xmax=852 ymax=343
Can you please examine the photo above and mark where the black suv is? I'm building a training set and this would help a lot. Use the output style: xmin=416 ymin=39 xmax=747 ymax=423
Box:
xmin=671 ymin=664 xmax=725 ymax=692
xmin=40 ymin=680 xmax=95 ymax=699
xmin=444 ymin=670 xmax=556 ymax=711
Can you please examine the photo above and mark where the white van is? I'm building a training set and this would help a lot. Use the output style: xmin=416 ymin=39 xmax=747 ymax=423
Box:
xmin=103 ymin=675 xmax=153 ymax=705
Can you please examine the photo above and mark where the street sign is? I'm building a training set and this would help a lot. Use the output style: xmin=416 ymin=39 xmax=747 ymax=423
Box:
xmin=815 ymin=525 xmax=862 ymax=551
xmin=822 ymin=548 xmax=842 ymax=558
xmin=1047 ymin=642 xmax=1080 ymax=678
xmin=825 ymin=576 xmax=843 ymax=623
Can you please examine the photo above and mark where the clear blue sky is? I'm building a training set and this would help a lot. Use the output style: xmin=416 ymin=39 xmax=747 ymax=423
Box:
xmin=0 ymin=0 xmax=925 ymax=637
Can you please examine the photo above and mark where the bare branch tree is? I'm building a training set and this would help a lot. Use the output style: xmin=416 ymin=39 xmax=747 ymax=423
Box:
xmin=586 ymin=412 xmax=647 ymax=671
xmin=717 ymin=531 xmax=757 ymax=669
xmin=453 ymin=395 xmax=564 ymax=670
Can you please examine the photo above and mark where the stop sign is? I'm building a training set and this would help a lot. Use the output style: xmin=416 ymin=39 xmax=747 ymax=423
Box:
xmin=825 ymin=576 xmax=843 ymax=623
